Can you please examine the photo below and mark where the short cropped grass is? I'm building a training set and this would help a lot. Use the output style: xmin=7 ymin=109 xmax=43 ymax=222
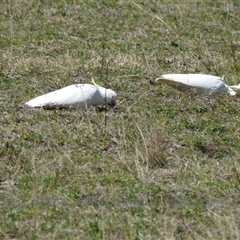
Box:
xmin=1 ymin=0 xmax=240 ymax=239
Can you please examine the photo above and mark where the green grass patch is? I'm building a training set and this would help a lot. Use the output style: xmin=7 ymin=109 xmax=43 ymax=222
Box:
xmin=1 ymin=0 xmax=240 ymax=239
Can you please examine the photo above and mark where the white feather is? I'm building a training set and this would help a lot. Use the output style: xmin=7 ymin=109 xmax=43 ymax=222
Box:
xmin=156 ymin=74 xmax=236 ymax=95
xmin=26 ymin=83 xmax=117 ymax=109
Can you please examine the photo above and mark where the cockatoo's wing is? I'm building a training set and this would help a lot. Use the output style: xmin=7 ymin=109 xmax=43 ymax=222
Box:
xmin=26 ymin=84 xmax=98 ymax=109
xmin=156 ymin=74 xmax=234 ymax=95
xmin=156 ymin=76 xmax=199 ymax=93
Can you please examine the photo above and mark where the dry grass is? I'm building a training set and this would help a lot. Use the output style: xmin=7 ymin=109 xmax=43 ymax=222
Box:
xmin=1 ymin=0 xmax=240 ymax=239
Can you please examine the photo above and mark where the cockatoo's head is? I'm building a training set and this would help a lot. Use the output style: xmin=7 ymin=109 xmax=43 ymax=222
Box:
xmin=92 ymin=78 xmax=118 ymax=107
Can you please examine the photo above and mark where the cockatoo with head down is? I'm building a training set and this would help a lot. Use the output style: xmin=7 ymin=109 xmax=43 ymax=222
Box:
xmin=26 ymin=78 xmax=118 ymax=109
xmin=155 ymin=74 xmax=239 ymax=96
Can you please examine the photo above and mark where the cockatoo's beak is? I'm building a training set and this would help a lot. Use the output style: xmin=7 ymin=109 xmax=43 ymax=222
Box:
xmin=92 ymin=78 xmax=103 ymax=89
xmin=108 ymin=100 xmax=117 ymax=107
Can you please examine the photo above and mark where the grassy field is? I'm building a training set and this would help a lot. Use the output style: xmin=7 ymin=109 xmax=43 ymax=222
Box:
xmin=1 ymin=0 xmax=240 ymax=239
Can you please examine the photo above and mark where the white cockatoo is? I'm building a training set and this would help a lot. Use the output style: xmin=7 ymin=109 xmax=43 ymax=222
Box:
xmin=26 ymin=78 xmax=118 ymax=109
xmin=155 ymin=74 xmax=238 ymax=95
